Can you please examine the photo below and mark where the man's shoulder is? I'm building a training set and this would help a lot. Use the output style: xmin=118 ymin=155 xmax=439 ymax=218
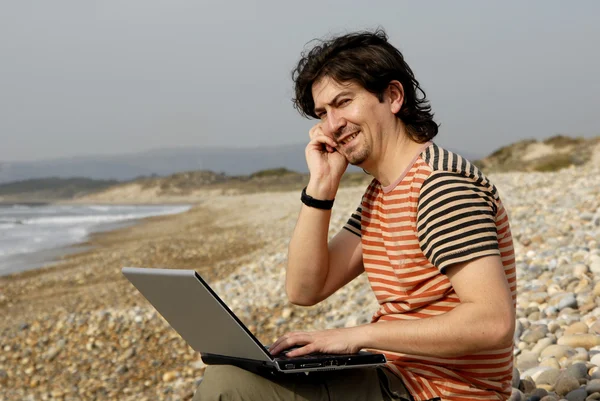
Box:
xmin=420 ymin=143 xmax=490 ymax=181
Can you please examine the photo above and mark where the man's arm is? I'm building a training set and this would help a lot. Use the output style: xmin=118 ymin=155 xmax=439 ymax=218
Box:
xmin=272 ymin=255 xmax=515 ymax=357
xmin=286 ymin=206 xmax=364 ymax=306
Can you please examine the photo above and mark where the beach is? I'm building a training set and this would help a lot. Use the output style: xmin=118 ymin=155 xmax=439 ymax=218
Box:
xmin=1 ymin=162 xmax=600 ymax=401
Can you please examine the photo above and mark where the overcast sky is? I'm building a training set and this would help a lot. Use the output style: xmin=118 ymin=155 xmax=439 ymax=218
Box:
xmin=1 ymin=1 xmax=598 ymax=162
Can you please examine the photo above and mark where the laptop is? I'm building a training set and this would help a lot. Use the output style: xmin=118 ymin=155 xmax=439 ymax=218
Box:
xmin=122 ymin=267 xmax=386 ymax=376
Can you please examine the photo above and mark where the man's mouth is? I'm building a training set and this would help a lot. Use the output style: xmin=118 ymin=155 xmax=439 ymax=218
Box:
xmin=338 ymin=132 xmax=359 ymax=146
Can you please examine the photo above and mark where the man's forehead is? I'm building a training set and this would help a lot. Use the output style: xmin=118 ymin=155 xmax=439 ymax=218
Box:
xmin=312 ymin=77 xmax=358 ymax=106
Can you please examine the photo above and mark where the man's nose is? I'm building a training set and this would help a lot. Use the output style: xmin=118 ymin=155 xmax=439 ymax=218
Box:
xmin=324 ymin=109 xmax=346 ymax=138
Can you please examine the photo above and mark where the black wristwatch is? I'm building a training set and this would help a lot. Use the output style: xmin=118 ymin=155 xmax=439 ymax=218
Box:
xmin=301 ymin=187 xmax=335 ymax=210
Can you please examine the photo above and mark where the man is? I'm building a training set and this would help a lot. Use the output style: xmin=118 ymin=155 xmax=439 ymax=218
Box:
xmin=195 ymin=29 xmax=516 ymax=401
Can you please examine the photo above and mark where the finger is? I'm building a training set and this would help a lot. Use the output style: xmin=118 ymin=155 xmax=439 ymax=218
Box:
xmin=308 ymin=135 xmax=338 ymax=151
xmin=270 ymin=333 xmax=310 ymax=355
xmin=286 ymin=343 xmax=316 ymax=358
xmin=270 ymin=333 xmax=295 ymax=353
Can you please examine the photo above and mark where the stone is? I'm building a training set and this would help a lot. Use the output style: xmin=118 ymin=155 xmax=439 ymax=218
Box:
xmin=558 ymin=335 xmax=600 ymax=350
xmin=540 ymin=395 xmax=559 ymax=401
xmin=508 ymin=388 xmax=525 ymax=401
xmin=556 ymin=374 xmax=581 ymax=396
xmin=535 ymin=368 xmax=561 ymax=386
xmin=523 ymin=325 xmax=550 ymax=343
xmin=558 ymin=294 xmax=578 ymax=310
xmin=162 ymin=371 xmax=179 ymax=383
xmin=565 ymin=322 xmax=590 ymax=335
xmin=517 ymin=351 xmax=540 ymax=371
xmin=590 ymin=321 xmax=600 ymax=335
xmin=566 ymin=363 xmax=589 ymax=380
xmin=533 ymin=337 xmax=557 ymax=356
xmin=513 ymin=367 xmax=521 ymax=388
xmin=540 ymin=357 xmax=561 ymax=369
xmin=519 ymin=377 xmax=537 ymax=394
xmin=591 ymin=354 xmax=600 ymax=367
xmin=541 ymin=344 xmax=577 ymax=359
xmin=0 ymin=369 xmax=7 ymax=385
xmin=523 ymin=367 xmax=554 ymax=382
xmin=531 ymin=388 xmax=549 ymax=399
xmin=586 ymin=379 xmax=600 ymax=394
xmin=565 ymin=387 xmax=587 ymax=401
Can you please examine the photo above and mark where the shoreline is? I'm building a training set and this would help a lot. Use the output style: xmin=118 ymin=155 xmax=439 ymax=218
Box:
xmin=0 ymin=203 xmax=196 ymax=278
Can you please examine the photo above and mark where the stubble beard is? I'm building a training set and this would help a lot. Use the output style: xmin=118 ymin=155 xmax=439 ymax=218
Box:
xmin=345 ymin=139 xmax=370 ymax=166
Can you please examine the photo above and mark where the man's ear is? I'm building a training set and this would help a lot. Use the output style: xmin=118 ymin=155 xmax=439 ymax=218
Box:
xmin=387 ymin=80 xmax=404 ymax=114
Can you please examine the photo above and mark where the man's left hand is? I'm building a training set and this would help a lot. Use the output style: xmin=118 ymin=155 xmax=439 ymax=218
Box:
xmin=269 ymin=327 xmax=364 ymax=357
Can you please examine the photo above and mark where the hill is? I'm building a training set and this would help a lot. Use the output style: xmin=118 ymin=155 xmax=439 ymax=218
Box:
xmin=475 ymin=135 xmax=600 ymax=173
xmin=0 ymin=178 xmax=119 ymax=203
xmin=71 ymin=168 xmax=372 ymax=204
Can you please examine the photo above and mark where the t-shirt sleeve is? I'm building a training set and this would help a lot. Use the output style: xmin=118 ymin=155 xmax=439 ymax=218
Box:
xmin=343 ymin=205 xmax=362 ymax=237
xmin=417 ymin=171 xmax=500 ymax=273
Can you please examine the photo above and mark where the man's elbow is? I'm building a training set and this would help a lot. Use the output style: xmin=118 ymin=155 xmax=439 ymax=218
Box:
xmin=285 ymin=284 xmax=321 ymax=307
xmin=487 ymin=312 xmax=516 ymax=349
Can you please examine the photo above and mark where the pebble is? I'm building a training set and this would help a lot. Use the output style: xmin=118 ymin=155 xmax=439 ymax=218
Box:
xmin=1 ymin=160 xmax=599 ymax=400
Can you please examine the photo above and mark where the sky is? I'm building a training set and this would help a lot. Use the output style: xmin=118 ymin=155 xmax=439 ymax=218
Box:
xmin=1 ymin=1 xmax=599 ymax=162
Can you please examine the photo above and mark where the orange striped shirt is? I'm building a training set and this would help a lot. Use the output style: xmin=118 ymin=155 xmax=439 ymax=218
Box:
xmin=344 ymin=143 xmax=516 ymax=401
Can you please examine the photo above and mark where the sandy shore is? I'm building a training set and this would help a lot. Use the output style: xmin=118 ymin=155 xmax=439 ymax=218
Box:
xmin=1 ymin=164 xmax=600 ymax=400
xmin=0 ymin=187 xmax=369 ymax=400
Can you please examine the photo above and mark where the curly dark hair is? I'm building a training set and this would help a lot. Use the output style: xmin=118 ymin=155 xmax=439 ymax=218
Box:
xmin=292 ymin=29 xmax=438 ymax=143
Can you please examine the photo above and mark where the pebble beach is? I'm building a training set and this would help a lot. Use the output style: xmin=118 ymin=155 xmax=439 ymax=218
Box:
xmin=1 ymin=160 xmax=600 ymax=401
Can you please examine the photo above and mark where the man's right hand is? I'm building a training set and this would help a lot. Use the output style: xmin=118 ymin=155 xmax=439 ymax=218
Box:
xmin=305 ymin=123 xmax=348 ymax=200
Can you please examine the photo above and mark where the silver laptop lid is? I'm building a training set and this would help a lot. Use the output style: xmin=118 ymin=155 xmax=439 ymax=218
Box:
xmin=122 ymin=267 xmax=272 ymax=362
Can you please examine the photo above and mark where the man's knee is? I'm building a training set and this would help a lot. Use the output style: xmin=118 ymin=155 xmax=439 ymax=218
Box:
xmin=192 ymin=365 xmax=272 ymax=401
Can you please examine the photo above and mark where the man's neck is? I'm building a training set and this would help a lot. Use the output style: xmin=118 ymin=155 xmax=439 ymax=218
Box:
xmin=363 ymin=127 xmax=427 ymax=187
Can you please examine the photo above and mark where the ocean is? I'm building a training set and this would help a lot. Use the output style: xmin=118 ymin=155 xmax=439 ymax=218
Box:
xmin=0 ymin=203 xmax=192 ymax=276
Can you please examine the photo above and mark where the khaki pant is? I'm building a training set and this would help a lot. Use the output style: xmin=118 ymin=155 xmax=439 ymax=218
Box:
xmin=193 ymin=364 xmax=412 ymax=401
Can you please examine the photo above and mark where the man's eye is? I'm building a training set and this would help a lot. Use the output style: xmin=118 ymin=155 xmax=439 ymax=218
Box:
xmin=339 ymin=99 xmax=351 ymax=106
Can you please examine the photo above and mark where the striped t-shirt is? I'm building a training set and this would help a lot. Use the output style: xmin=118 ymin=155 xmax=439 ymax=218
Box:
xmin=344 ymin=143 xmax=516 ymax=401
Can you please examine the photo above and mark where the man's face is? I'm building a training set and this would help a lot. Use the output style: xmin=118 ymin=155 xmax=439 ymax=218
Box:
xmin=311 ymin=77 xmax=394 ymax=166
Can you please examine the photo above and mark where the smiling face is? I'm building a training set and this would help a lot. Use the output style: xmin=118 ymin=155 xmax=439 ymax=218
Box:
xmin=312 ymin=77 xmax=401 ymax=167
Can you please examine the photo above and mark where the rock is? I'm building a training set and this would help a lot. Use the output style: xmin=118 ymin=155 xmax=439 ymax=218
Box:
xmin=539 ymin=396 xmax=559 ymax=401
xmin=591 ymin=353 xmax=600 ymax=366
xmin=513 ymin=367 xmax=521 ymax=388
xmin=517 ymin=351 xmax=541 ymax=371
xmin=535 ymin=368 xmax=561 ymax=386
xmin=508 ymin=388 xmax=525 ymax=401
xmin=533 ymin=337 xmax=557 ymax=356
xmin=530 ymin=388 xmax=549 ymax=399
xmin=586 ymin=379 xmax=600 ymax=394
xmin=523 ymin=367 xmax=555 ymax=382
xmin=523 ymin=325 xmax=550 ymax=343
xmin=123 ymin=347 xmax=136 ymax=360
xmin=541 ymin=344 xmax=577 ymax=359
xmin=556 ymin=374 xmax=582 ymax=396
xmin=565 ymin=322 xmax=590 ymax=335
xmin=162 ymin=371 xmax=179 ymax=383
xmin=565 ymin=387 xmax=587 ymax=401
xmin=540 ymin=357 xmax=561 ymax=369
xmin=0 ymin=369 xmax=8 ymax=385
xmin=566 ymin=363 xmax=589 ymax=380
xmin=558 ymin=335 xmax=600 ymax=350
xmin=590 ymin=321 xmax=600 ymax=335
xmin=519 ymin=377 xmax=537 ymax=394
xmin=558 ymin=294 xmax=578 ymax=310
xmin=281 ymin=307 xmax=293 ymax=319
